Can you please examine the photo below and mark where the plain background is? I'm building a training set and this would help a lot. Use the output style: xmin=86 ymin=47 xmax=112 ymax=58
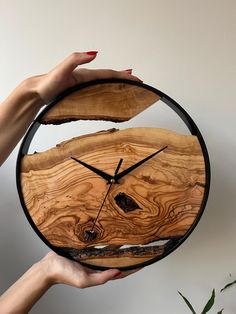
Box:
xmin=0 ymin=0 xmax=235 ymax=313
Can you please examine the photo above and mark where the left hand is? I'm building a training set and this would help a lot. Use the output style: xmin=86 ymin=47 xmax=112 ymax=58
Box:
xmin=33 ymin=51 xmax=142 ymax=104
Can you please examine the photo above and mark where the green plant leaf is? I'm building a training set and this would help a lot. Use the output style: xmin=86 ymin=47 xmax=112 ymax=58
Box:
xmin=201 ymin=289 xmax=215 ymax=314
xmin=217 ymin=309 xmax=224 ymax=314
xmin=221 ymin=279 xmax=236 ymax=292
xmin=178 ymin=291 xmax=196 ymax=314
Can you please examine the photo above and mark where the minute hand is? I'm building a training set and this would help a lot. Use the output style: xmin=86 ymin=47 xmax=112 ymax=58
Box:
xmin=71 ymin=157 xmax=114 ymax=182
xmin=115 ymin=146 xmax=168 ymax=181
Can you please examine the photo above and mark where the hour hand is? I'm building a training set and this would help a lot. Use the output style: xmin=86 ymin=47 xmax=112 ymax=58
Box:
xmin=115 ymin=146 xmax=168 ymax=181
xmin=71 ymin=157 xmax=114 ymax=182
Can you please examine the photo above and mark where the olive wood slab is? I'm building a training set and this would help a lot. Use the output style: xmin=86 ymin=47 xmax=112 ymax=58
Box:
xmin=40 ymin=83 xmax=160 ymax=124
xmin=20 ymin=127 xmax=205 ymax=267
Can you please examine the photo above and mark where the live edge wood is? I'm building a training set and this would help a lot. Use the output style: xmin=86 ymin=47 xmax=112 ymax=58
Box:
xmin=20 ymin=127 xmax=205 ymax=268
xmin=40 ymin=83 xmax=160 ymax=124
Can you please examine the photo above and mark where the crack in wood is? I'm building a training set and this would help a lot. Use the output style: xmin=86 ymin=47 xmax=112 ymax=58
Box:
xmin=55 ymin=237 xmax=182 ymax=261
xmin=40 ymin=116 xmax=127 ymax=125
xmin=70 ymin=245 xmax=165 ymax=259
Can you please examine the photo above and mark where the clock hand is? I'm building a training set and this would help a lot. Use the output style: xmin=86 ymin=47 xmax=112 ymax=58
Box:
xmin=114 ymin=158 xmax=123 ymax=176
xmin=114 ymin=146 xmax=168 ymax=182
xmin=85 ymin=159 xmax=123 ymax=241
xmin=71 ymin=157 xmax=114 ymax=183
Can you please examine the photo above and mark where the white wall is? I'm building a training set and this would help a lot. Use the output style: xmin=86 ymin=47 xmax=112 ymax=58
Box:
xmin=0 ymin=0 xmax=236 ymax=313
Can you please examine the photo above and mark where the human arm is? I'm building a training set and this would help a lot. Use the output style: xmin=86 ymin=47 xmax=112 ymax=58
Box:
xmin=0 ymin=51 xmax=141 ymax=166
xmin=0 ymin=251 xmax=135 ymax=314
xmin=0 ymin=52 xmax=141 ymax=313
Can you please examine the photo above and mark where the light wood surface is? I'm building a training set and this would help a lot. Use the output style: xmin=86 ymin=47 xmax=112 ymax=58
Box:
xmin=40 ymin=83 xmax=160 ymax=124
xmin=20 ymin=127 xmax=205 ymax=267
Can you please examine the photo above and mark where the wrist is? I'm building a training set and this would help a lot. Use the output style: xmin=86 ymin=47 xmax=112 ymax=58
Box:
xmin=37 ymin=252 xmax=65 ymax=286
xmin=33 ymin=258 xmax=55 ymax=288
xmin=20 ymin=76 xmax=45 ymax=109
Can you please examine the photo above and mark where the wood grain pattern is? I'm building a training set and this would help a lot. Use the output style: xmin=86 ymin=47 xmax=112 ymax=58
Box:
xmin=20 ymin=127 xmax=205 ymax=267
xmin=40 ymin=83 xmax=160 ymax=124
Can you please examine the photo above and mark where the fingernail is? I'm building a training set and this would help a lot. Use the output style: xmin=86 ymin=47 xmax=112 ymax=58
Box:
xmin=124 ymin=69 xmax=133 ymax=73
xmin=85 ymin=51 xmax=98 ymax=56
xmin=114 ymin=271 xmax=122 ymax=277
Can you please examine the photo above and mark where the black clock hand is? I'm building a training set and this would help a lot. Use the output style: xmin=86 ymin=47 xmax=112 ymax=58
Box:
xmin=114 ymin=146 xmax=168 ymax=182
xmin=114 ymin=158 xmax=123 ymax=176
xmin=71 ymin=157 xmax=114 ymax=183
xmin=86 ymin=159 xmax=123 ymax=241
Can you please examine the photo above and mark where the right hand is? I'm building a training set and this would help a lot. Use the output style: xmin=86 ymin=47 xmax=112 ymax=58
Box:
xmin=40 ymin=251 xmax=139 ymax=289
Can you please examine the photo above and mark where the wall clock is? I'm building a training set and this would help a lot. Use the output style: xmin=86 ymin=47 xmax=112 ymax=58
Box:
xmin=16 ymin=79 xmax=210 ymax=270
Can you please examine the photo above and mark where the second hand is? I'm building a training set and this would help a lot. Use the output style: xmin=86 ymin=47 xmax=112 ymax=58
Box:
xmin=85 ymin=158 xmax=123 ymax=241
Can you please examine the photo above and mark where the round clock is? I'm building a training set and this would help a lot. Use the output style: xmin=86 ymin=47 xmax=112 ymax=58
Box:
xmin=16 ymin=79 xmax=210 ymax=270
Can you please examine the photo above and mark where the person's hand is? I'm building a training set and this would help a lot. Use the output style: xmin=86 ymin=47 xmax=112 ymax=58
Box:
xmin=32 ymin=54 xmax=141 ymax=287
xmin=40 ymin=251 xmax=139 ymax=288
xmin=28 ymin=53 xmax=141 ymax=286
xmin=31 ymin=51 xmax=142 ymax=104
xmin=0 ymin=251 xmax=139 ymax=314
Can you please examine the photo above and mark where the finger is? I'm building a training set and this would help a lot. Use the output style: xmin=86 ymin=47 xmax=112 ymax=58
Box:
xmin=53 ymin=51 xmax=98 ymax=74
xmin=111 ymin=268 xmax=142 ymax=280
xmin=123 ymin=69 xmax=133 ymax=74
xmin=75 ymin=68 xmax=142 ymax=82
xmin=73 ymin=68 xmax=143 ymax=84
xmin=119 ymin=70 xmax=143 ymax=82
xmin=87 ymin=269 xmax=121 ymax=286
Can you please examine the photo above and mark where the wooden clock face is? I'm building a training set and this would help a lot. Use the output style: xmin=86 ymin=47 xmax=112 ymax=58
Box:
xmin=16 ymin=79 xmax=210 ymax=270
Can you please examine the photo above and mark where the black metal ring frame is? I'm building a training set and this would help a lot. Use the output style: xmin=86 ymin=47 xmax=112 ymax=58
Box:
xmin=16 ymin=78 xmax=211 ymax=270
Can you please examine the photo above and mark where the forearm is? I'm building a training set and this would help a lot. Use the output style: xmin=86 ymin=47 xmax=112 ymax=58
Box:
xmin=0 ymin=53 xmax=140 ymax=313
xmin=0 ymin=250 xmax=126 ymax=314
xmin=0 ymin=52 xmax=140 ymax=167
xmin=0 ymin=259 xmax=52 ymax=314
xmin=0 ymin=77 xmax=44 ymax=166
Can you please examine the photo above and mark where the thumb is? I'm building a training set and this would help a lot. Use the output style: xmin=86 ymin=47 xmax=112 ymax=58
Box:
xmin=37 ymin=51 xmax=98 ymax=102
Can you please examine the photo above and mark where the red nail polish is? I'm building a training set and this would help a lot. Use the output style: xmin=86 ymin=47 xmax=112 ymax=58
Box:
xmin=85 ymin=51 xmax=98 ymax=56
xmin=114 ymin=271 xmax=122 ymax=277
xmin=125 ymin=69 xmax=133 ymax=73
